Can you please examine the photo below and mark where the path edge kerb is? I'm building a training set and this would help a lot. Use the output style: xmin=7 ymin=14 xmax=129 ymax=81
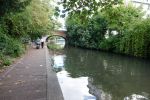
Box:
xmin=45 ymin=46 xmax=64 ymax=100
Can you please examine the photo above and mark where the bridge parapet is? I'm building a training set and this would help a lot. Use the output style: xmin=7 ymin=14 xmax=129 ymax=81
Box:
xmin=53 ymin=30 xmax=66 ymax=38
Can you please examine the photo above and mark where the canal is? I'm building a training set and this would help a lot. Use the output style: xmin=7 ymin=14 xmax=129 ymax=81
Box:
xmin=49 ymin=38 xmax=150 ymax=100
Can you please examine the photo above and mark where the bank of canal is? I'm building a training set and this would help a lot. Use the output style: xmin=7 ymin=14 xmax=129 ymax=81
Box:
xmin=49 ymin=45 xmax=150 ymax=100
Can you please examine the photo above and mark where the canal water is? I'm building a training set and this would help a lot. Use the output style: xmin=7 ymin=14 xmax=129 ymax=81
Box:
xmin=50 ymin=39 xmax=150 ymax=100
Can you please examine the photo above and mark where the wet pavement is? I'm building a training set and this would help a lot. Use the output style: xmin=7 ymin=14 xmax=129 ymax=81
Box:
xmin=0 ymin=46 xmax=64 ymax=100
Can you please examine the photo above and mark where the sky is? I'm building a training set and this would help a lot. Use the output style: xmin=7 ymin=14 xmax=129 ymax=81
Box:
xmin=50 ymin=0 xmax=66 ymax=30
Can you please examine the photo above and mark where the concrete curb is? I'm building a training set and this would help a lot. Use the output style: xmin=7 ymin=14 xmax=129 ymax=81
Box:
xmin=45 ymin=47 xmax=64 ymax=100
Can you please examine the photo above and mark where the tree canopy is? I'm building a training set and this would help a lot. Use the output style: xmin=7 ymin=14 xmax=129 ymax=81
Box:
xmin=56 ymin=0 xmax=123 ymax=17
xmin=65 ymin=4 xmax=150 ymax=58
xmin=0 ymin=0 xmax=56 ymax=39
xmin=0 ymin=0 xmax=32 ymax=16
xmin=0 ymin=0 xmax=58 ymax=66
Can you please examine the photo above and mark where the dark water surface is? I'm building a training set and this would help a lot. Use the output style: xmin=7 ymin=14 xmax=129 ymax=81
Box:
xmin=51 ymin=46 xmax=150 ymax=100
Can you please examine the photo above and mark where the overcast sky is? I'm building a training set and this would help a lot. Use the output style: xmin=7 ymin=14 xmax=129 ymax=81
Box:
xmin=50 ymin=0 xmax=66 ymax=30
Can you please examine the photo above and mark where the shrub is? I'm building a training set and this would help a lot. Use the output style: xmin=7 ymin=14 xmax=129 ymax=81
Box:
xmin=0 ymin=32 xmax=25 ymax=57
xmin=0 ymin=31 xmax=25 ymax=67
xmin=4 ymin=38 xmax=25 ymax=57
xmin=0 ymin=53 xmax=11 ymax=67
xmin=119 ymin=19 xmax=150 ymax=58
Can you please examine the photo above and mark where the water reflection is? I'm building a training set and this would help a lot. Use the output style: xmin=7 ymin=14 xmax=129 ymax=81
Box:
xmin=52 ymin=54 xmax=66 ymax=72
xmin=57 ymin=71 xmax=96 ymax=100
xmin=51 ymin=51 xmax=96 ymax=100
xmin=124 ymin=94 xmax=149 ymax=100
xmin=51 ymin=46 xmax=150 ymax=100
xmin=48 ymin=36 xmax=66 ymax=48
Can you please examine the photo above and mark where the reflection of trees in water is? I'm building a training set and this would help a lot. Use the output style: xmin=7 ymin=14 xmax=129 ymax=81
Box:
xmin=49 ymin=45 xmax=65 ymax=56
xmin=63 ymin=46 xmax=150 ymax=100
xmin=49 ymin=49 xmax=65 ymax=73
xmin=88 ymin=78 xmax=112 ymax=100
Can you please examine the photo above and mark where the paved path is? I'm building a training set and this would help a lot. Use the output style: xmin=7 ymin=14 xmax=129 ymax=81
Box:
xmin=0 ymin=46 xmax=64 ymax=100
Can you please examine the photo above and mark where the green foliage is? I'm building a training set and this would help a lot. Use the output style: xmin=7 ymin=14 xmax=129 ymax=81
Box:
xmin=102 ymin=5 xmax=143 ymax=34
xmin=119 ymin=18 xmax=150 ymax=58
xmin=57 ymin=0 xmax=123 ymax=19
xmin=0 ymin=0 xmax=54 ymax=39
xmin=65 ymin=4 xmax=150 ymax=58
xmin=99 ymin=36 xmax=120 ymax=52
xmin=0 ymin=0 xmax=31 ymax=16
xmin=66 ymin=13 xmax=107 ymax=48
xmin=26 ymin=0 xmax=54 ymax=38
xmin=0 ymin=53 xmax=11 ymax=67
xmin=5 ymin=39 xmax=25 ymax=57
xmin=0 ymin=0 xmax=57 ymax=67
xmin=0 ymin=32 xmax=25 ymax=57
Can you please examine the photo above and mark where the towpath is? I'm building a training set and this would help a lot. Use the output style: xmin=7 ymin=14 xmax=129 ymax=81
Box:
xmin=0 ymin=45 xmax=64 ymax=100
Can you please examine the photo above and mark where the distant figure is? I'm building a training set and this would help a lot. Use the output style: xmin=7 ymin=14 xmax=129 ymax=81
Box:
xmin=35 ymin=37 xmax=41 ymax=49
xmin=41 ymin=38 xmax=44 ymax=48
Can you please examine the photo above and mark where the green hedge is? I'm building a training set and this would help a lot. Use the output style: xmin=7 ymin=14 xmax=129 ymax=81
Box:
xmin=0 ymin=32 xmax=25 ymax=67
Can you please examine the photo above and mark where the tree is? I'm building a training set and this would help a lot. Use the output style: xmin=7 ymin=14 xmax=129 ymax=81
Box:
xmin=119 ymin=18 xmax=150 ymax=58
xmin=0 ymin=0 xmax=31 ymax=16
xmin=25 ymin=0 xmax=54 ymax=39
xmin=0 ymin=0 xmax=58 ymax=66
xmin=99 ymin=5 xmax=143 ymax=52
xmin=0 ymin=0 xmax=55 ymax=39
xmin=66 ymin=13 xmax=107 ymax=48
xmin=102 ymin=5 xmax=143 ymax=35
xmin=56 ymin=0 xmax=123 ymax=18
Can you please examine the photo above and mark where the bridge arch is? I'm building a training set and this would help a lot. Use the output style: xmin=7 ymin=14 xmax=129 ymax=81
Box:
xmin=46 ymin=35 xmax=66 ymax=42
xmin=46 ymin=30 xmax=67 ymax=42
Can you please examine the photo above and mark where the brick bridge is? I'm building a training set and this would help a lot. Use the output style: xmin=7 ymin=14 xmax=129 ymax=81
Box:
xmin=46 ymin=30 xmax=67 ymax=42
xmin=53 ymin=30 xmax=66 ymax=38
